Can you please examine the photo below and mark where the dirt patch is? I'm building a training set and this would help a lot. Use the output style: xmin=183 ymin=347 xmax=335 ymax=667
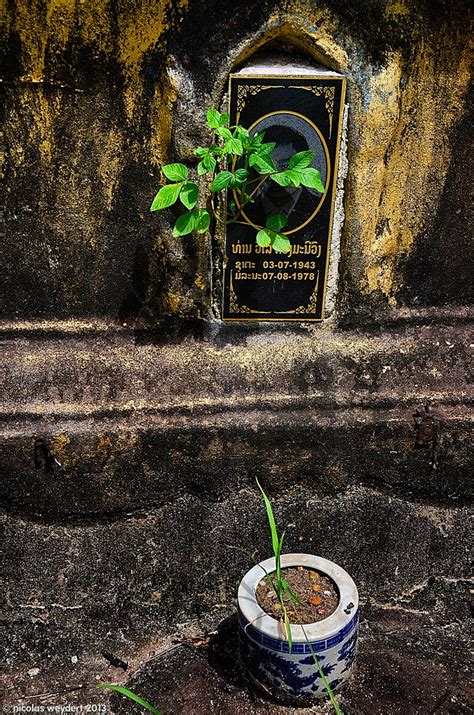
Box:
xmin=256 ymin=566 xmax=339 ymax=625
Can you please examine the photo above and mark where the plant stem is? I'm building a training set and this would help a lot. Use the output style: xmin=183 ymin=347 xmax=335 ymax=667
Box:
xmin=297 ymin=617 xmax=343 ymax=715
xmin=242 ymin=174 xmax=270 ymax=205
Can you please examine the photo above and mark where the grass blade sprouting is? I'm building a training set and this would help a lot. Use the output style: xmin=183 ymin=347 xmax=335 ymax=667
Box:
xmin=256 ymin=477 xmax=280 ymax=559
xmin=96 ymin=684 xmax=161 ymax=714
xmin=281 ymin=578 xmax=303 ymax=606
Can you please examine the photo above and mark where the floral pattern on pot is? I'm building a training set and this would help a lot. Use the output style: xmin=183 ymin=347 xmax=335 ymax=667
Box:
xmin=238 ymin=554 xmax=359 ymax=703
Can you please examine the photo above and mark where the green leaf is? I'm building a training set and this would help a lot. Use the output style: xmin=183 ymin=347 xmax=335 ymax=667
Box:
xmin=197 ymin=152 xmax=217 ymax=176
xmin=282 ymin=578 xmax=303 ymax=606
xmin=258 ymin=141 xmax=276 ymax=154
xmin=210 ymin=170 xmax=233 ymax=192
xmin=207 ymin=109 xmax=225 ymax=129
xmin=194 ymin=146 xmax=207 ymax=158
xmin=150 ymin=182 xmax=182 ymax=211
xmin=289 ymin=150 xmax=315 ymax=171
xmin=180 ymin=182 xmax=199 ymax=209
xmin=216 ymin=126 xmax=232 ymax=139
xmin=172 ymin=211 xmax=196 ymax=237
xmin=224 ymin=137 xmax=243 ymax=155
xmin=249 ymin=153 xmax=275 ymax=174
xmin=270 ymin=171 xmax=293 ymax=187
xmin=229 ymin=168 xmax=248 ymax=187
xmin=234 ymin=126 xmax=250 ymax=141
xmin=194 ymin=209 xmax=211 ymax=233
xmin=285 ymin=169 xmax=302 ymax=186
xmin=266 ymin=214 xmax=287 ymax=231
xmin=249 ymin=131 xmax=265 ymax=148
xmin=275 ymin=530 xmax=285 ymax=586
xmin=272 ymin=233 xmax=291 ymax=254
xmin=284 ymin=608 xmax=293 ymax=652
xmin=270 ymin=170 xmax=301 ymax=187
xmin=203 ymin=154 xmax=217 ymax=172
xmin=162 ymin=163 xmax=188 ymax=181
xmin=96 ymin=685 xmax=161 ymax=715
xmin=296 ymin=167 xmax=325 ymax=192
xmin=256 ymin=478 xmax=280 ymax=563
xmin=256 ymin=228 xmax=272 ymax=247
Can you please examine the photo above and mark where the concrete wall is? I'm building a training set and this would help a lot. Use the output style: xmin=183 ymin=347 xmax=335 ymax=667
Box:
xmin=1 ymin=1 xmax=473 ymax=709
xmin=2 ymin=0 xmax=472 ymax=324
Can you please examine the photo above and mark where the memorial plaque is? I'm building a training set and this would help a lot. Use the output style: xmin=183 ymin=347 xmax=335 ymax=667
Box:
xmin=223 ymin=71 xmax=346 ymax=321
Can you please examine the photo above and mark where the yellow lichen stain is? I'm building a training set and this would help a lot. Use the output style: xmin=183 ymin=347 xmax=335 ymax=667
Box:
xmin=9 ymin=0 xmax=188 ymax=159
xmin=346 ymin=41 xmax=471 ymax=300
xmin=96 ymin=127 xmax=125 ymax=209
xmin=147 ymin=66 xmax=179 ymax=164
xmin=83 ymin=432 xmax=139 ymax=466
xmin=45 ymin=0 xmax=76 ymax=49
xmin=25 ymin=88 xmax=62 ymax=165
xmin=165 ymin=292 xmax=182 ymax=314
xmin=47 ymin=432 xmax=140 ymax=470
xmin=386 ymin=0 xmax=410 ymax=15
xmin=50 ymin=434 xmax=71 ymax=466
xmin=11 ymin=0 xmax=115 ymax=81
xmin=77 ymin=0 xmax=115 ymax=55
xmin=194 ymin=275 xmax=207 ymax=291
xmin=116 ymin=0 xmax=185 ymax=67
xmin=116 ymin=0 xmax=189 ymax=122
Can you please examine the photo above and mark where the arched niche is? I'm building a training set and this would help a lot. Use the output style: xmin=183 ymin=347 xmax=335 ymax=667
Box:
xmin=218 ymin=45 xmax=348 ymax=321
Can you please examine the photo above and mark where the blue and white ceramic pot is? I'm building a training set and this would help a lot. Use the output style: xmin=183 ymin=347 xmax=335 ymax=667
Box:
xmin=238 ymin=553 xmax=359 ymax=704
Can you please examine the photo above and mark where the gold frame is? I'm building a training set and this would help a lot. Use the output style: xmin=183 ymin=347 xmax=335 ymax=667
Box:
xmin=234 ymin=110 xmax=331 ymax=234
xmin=223 ymin=73 xmax=347 ymax=322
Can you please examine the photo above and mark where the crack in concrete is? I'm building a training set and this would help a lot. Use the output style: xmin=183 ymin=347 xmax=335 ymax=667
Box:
xmin=18 ymin=603 xmax=84 ymax=611
xmin=361 ymin=575 xmax=473 ymax=612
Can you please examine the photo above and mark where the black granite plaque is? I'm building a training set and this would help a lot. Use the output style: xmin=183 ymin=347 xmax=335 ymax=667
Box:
xmin=223 ymin=73 xmax=346 ymax=321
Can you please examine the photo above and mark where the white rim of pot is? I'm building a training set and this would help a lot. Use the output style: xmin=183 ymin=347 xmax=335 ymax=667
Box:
xmin=238 ymin=553 xmax=358 ymax=643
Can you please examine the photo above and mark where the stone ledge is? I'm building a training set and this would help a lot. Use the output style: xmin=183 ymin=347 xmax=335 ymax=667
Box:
xmin=2 ymin=323 xmax=471 ymax=410
xmin=1 ymin=319 xmax=472 ymax=517
xmin=1 ymin=408 xmax=472 ymax=517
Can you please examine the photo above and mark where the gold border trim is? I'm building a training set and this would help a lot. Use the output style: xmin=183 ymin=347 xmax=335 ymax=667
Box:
xmin=234 ymin=109 xmax=331 ymax=235
xmin=230 ymin=74 xmax=344 ymax=79
xmin=223 ymin=74 xmax=346 ymax=322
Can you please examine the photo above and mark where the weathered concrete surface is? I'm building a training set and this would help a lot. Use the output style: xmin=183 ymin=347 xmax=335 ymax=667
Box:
xmin=1 ymin=322 xmax=472 ymax=517
xmin=2 ymin=1 xmax=473 ymax=711
xmin=1 ymin=487 xmax=472 ymax=711
xmin=109 ymin=600 xmax=473 ymax=714
xmin=2 ymin=0 xmax=473 ymax=323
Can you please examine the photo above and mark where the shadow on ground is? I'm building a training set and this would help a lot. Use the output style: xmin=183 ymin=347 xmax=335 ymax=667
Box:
xmin=110 ymin=589 xmax=472 ymax=715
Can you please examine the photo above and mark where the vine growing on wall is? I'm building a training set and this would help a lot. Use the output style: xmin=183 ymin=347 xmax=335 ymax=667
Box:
xmin=150 ymin=109 xmax=325 ymax=254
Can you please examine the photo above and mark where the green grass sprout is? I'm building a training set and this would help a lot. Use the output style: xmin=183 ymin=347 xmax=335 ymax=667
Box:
xmin=96 ymin=684 xmax=161 ymax=714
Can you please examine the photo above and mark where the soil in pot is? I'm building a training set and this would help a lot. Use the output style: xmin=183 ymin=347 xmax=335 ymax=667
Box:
xmin=256 ymin=566 xmax=339 ymax=624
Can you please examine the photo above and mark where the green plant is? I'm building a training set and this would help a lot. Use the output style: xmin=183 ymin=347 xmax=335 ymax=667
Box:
xmin=255 ymin=478 xmax=343 ymax=715
xmin=96 ymin=684 xmax=161 ymax=714
xmin=150 ymin=109 xmax=325 ymax=254
xmin=255 ymin=477 xmax=301 ymax=649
